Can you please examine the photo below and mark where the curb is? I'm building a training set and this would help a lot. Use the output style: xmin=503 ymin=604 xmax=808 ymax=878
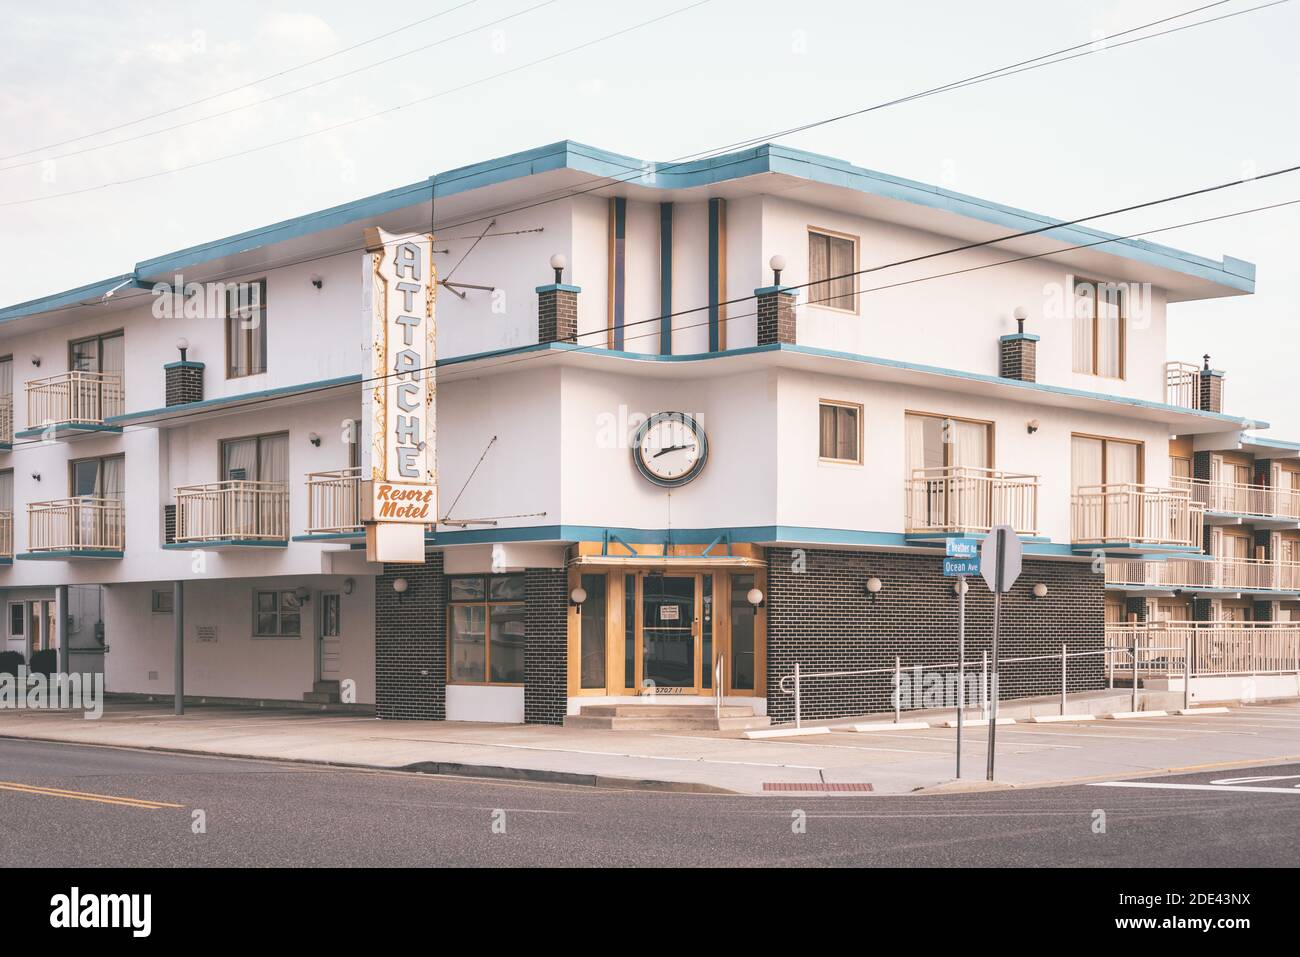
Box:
xmin=1024 ymin=714 xmax=1096 ymax=723
xmin=833 ymin=721 xmax=931 ymax=732
xmin=1099 ymin=710 xmax=1169 ymax=719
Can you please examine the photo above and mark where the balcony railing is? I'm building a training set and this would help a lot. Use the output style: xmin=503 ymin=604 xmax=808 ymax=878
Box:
xmin=27 ymin=497 xmax=125 ymax=552
xmin=1106 ymin=622 xmax=1300 ymax=678
xmin=305 ymin=467 xmax=363 ymax=534
xmin=0 ymin=394 xmax=12 ymax=444
xmin=1164 ymin=361 xmax=1204 ymax=410
xmin=0 ymin=510 xmax=12 ymax=559
xmin=905 ymin=466 xmax=1039 ymax=535
xmin=1172 ymin=475 xmax=1300 ymax=522
xmin=174 ymin=480 xmax=289 ymax=542
xmin=25 ymin=371 xmax=124 ymax=429
xmin=1072 ymin=482 xmax=1203 ymax=547
xmin=1107 ymin=556 xmax=1300 ymax=593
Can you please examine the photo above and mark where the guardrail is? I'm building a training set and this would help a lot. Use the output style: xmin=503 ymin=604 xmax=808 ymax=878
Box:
xmin=905 ymin=466 xmax=1039 ymax=535
xmin=174 ymin=480 xmax=289 ymax=542
xmin=0 ymin=394 xmax=11 ymax=445
xmin=1172 ymin=474 xmax=1300 ymax=521
xmin=0 ymin=509 xmax=11 ymax=559
xmin=305 ymin=467 xmax=363 ymax=534
xmin=25 ymin=371 xmax=124 ymax=429
xmin=1165 ymin=360 xmax=1205 ymax=410
xmin=27 ymin=497 xmax=125 ymax=552
xmin=1072 ymin=482 xmax=1203 ymax=547
xmin=1107 ymin=557 xmax=1300 ymax=592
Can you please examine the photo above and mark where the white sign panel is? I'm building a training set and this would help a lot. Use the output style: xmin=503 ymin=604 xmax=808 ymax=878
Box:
xmin=363 ymin=227 xmax=437 ymax=562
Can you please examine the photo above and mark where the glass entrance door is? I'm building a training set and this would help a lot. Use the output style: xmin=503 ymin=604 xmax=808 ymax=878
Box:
xmin=642 ymin=574 xmax=697 ymax=690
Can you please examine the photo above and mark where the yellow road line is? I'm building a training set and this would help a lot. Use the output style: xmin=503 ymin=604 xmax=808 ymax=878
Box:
xmin=0 ymin=781 xmax=183 ymax=810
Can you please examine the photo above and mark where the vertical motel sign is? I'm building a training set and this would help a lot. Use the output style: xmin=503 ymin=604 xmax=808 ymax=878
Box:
xmin=362 ymin=227 xmax=437 ymax=564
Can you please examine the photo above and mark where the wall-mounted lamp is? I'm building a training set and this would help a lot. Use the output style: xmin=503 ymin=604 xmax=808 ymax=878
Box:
xmin=30 ymin=471 xmax=41 ymax=482
xmin=311 ymin=275 xmax=323 ymax=290
xmin=176 ymin=337 xmax=190 ymax=362
xmin=746 ymin=587 xmax=765 ymax=607
xmin=953 ymin=580 xmax=969 ymax=596
xmin=769 ymin=254 xmax=787 ymax=286
xmin=1026 ymin=418 xmax=1040 ymax=435
xmin=1032 ymin=582 xmax=1048 ymax=599
xmin=293 ymin=586 xmax=312 ymax=604
xmin=570 ymin=586 xmax=588 ymax=612
xmin=1013 ymin=304 xmax=1029 ymax=334
xmin=549 ymin=253 xmax=567 ymax=285
xmin=392 ymin=577 xmax=409 ymax=595
xmin=308 ymin=432 xmax=322 ymax=447
xmin=865 ymin=577 xmax=883 ymax=601
xmin=30 ymin=355 xmax=40 ymax=367
xmin=343 ymin=578 xmax=354 ymax=596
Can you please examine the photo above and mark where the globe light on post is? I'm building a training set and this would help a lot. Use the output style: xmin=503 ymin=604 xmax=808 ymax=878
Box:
xmin=176 ymin=337 xmax=190 ymax=362
xmin=549 ymin=253 xmax=567 ymax=285
xmin=769 ymin=254 xmax=787 ymax=286
xmin=746 ymin=587 xmax=764 ymax=607
xmin=1013 ymin=305 xmax=1028 ymax=335
xmin=865 ymin=577 xmax=883 ymax=601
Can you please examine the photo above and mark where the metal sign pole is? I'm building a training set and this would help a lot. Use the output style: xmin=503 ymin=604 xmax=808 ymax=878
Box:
xmin=956 ymin=576 xmax=966 ymax=779
xmin=986 ymin=527 xmax=1007 ymax=782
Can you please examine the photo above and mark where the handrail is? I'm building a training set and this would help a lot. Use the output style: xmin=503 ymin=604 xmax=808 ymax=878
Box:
xmin=905 ymin=465 xmax=1040 ymax=536
xmin=1173 ymin=474 xmax=1300 ymax=521
xmin=1072 ymin=482 xmax=1201 ymax=547
xmin=0 ymin=393 xmax=12 ymax=445
xmin=25 ymin=370 xmax=124 ymax=428
xmin=1107 ymin=556 xmax=1300 ymax=592
xmin=305 ymin=467 xmax=363 ymax=534
xmin=174 ymin=479 xmax=289 ymax=542
xmin=0 ymin=509 xmax=12 ymax=559
xmin=27 ymin=496 xmax=125 ymax=552
xmin=1165 ymin=360 xmax=1204 ymax=410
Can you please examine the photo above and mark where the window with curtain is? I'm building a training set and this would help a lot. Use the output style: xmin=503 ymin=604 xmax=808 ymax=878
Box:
xmin=253 ymin=590 xmax=302 ymax=637
xmin=818 ymin=401 xmax=861 ymax=463
xmin=0 ymin=470 xmax=11 ymax=512
xmin=69 ymin=331 xmax=124 ymax=374
xmin=579 ymin=573 xmax=607 ymax=689
xmin=221 ymin=433 xmax=287 ymax=483
xmin=904 ymin=413 xmax=989 ymax=473
xmin=226 ymin=279 xmax=268 ymax=378
xmin=808 ymin=230 xmax=856 ymax=311
xmin=447 ymin=574 xmax=526 ymax=684
xmin=1071 ymin=435 xmax=1141 ymax=491
xmin=0 ymin=356 xmax=12 ymax=396
xmin=1072 ymin=279 xmax=1125 ymax=378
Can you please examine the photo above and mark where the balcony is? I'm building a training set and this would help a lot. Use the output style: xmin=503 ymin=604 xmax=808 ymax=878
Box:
xmin=0 ymin=394 xmax=12 ymax=447
xmin=173 ymin=481 xmax=289 ymax=547
xmin=305 ymin=467 xmax=364 ymax=536
xmin=1107 ymin=556 xmax=1300 ymax=595
xmin=20 ymin=497 xmax=125 ymax=559
xmin=21 ymin=371 xmax=124 ymax=438
xmin=905 ymin=466 xmax=1039 ymax=537
xmin=1173 ymin=475 xmax=1300 ymax=526
xmin=1072 ymin=483 xmax=1204 ymax=551
xmin=1106 ymin=622 xmax=1300 ymax=680
xmin=1164 ymin=361 xmax=1204 ymax=410
xmin=0 ymin=510 xmax=12 ymax=564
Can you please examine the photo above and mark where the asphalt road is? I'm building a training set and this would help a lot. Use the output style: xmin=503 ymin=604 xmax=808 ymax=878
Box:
xmin=0 ymin=738 xmax=1296 ymax=867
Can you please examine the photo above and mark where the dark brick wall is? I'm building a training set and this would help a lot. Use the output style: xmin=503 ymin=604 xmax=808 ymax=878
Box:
xmin=998 ymin=336 xmax=1037 ymax=382
xmin=757 ymin=290 xmax=797 ymax=345
xmin=165 ymin=363 xmax=204 ymax=406
xmin=376 ymin=552 xmax=446 ymax=720
xmin=1123 ymin=596 xmax=1148 ymax=623
xmin=1199 ymin=370 xmax=1223 ymax=413
xmin=765 ymin=547 xmax=1105 ymax=723
xmin=524 ymin=568 xmax=568 ymax=725
xmin=538 ymin=288 xmax=577 ymax=344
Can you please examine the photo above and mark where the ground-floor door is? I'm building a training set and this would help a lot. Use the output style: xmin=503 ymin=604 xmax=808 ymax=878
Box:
xmin=317 ymin=591 xmax=342 ymax=682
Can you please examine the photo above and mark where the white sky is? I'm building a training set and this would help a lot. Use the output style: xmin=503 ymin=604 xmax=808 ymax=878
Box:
xmin=1 ymin=0 xmax=1297 ymax=432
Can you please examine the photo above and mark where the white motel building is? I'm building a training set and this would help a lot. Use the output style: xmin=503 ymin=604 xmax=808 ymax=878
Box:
xmin=1 ymin=140 xmax=1295 ymax=727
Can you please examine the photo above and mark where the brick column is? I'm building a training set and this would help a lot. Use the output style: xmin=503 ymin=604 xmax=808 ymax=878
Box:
xmin=375 ymin=552 xmax=446 ymax=720
xmin=537 ymin=284 xmax=579 ymax=344
xmin=999 ymin=333 xmax=1039 ymax=381
xmin=755 ymin=286 xmax=797 ymax=346
xmin=164 ymin=361 xmax=204 ymax=406
xmin=524 ymin=568 xmax=568 ymax=725
xmin=1199 ymin=356 xmax=1225 ymax=413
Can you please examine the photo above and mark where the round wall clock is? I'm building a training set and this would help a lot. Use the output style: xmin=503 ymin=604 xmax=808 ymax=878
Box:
xmin=632 ymin=412 xmax=709 ymax=488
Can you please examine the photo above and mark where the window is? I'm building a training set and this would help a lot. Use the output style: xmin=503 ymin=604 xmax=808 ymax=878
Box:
xmin=8 ymin=602 xmax=23 ymax=638
xmin=578 ymin=573 xmax=606 ymax=689
xmin=1071 ymin=434 xmax=1142 ymax=492
xmin=226 ymin=279 xmax=267 ymax=378
xmin=0 ymin=356 xmax=12 ymax=444
xmin=447 ymin=574 xmax=525 ymax=684
xmin=69 ymin=330 xmax=125 ymax=376
xmin=818 ymin=400 xmax=862 ymax=463
xmin=808 ymin=229 xmax=856 ymax=312
xmin=905 ymin=412 xmax=991 ymax=473
xmin=253 ymin=590 xmax=302 ymax=637
xmin=0 ymin=468 xmax=12 ymax=511
xmin=321 ymin=593 xmax=341 ymax=637
xmin=221 ymin=433 xmax=288 ymax=484
xmin=151 ymin=590 xmax=174 ymax=614
xmin=1072 ymin=278 xmax=1125 ymax=378
xmin=70 ymin=454 xmax=125 ymax=499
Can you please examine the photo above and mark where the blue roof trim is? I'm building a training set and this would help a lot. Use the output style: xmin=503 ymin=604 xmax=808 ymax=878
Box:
xmin=14 ymin=423 xmax=124 ymax=440
xmin=109 ymin=374 xmax=361 ymax=425
xmin=2 ymin=140 xmax=1255 ymax=322
xmin=0 ymin=274 xmax=142 ymax=325
xmin=1246 ymin=436 xmax=1300 ymax=451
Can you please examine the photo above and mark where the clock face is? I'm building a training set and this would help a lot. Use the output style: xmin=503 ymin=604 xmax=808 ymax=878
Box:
xmin=632 ymin=412 xmax=708 ymax=488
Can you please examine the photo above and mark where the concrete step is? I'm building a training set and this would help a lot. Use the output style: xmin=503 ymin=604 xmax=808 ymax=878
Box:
xmin=313 ymin=680 xmax=341 ymax=694
xmin=576 ymin=704 xmax=755 ymax=718
xmin=564 ymin=713 xmax=770 ymax=732
xmin=302 ymin=690 xmax=340 ymax=704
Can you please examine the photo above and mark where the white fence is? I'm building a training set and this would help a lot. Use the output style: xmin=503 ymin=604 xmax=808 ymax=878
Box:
xmin=905 ymin=466 xmax=1039 ymax=535
xmin=174 ymin=481 xmax=289 ymax=542
xmin=27 ymin=497 xmax=125 ymax=552
xmin=25 ymin=371 xmax=124 ymax=428
xmin=1072 ymin=483 xmax=1203 ymax=547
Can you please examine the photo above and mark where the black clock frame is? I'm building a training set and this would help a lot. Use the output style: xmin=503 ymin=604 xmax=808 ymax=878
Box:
xmin=631 ymin=411 xmax=709 ymax=488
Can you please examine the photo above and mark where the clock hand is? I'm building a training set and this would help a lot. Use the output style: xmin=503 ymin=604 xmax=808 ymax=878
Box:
xmin=652 ymin=444 xmax=695 ymax=459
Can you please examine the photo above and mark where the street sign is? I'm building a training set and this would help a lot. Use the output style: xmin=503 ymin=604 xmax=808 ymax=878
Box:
xmin=944 ymin=557 xmax=980 ymax=577
xmin=980 ymin=525 xmax=1022 ymax=593
xmin=946 ymin=537 xmax=979 ymax=559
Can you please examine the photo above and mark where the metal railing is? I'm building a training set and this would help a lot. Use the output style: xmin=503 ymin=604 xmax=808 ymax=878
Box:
xmin=0 ymin=510 xmax=12 ymax=558
xmin=0 ymin=394 xmax=12 ymax=444
xmin=1072 ymin=482 xmax=1203 ymax=547
xmin=25 ymin=371 xmax=124 ymax=428
xmin=905 ymin=466 xmax=1040 ymax=535
xmin=305 ymin=467 xmax=363 ymax=533
xmin=1165 ymin=360 xmax=1204 ymax=410
xmin=1107 ymin=556 xmax=1300 ymax=592
xmin=174 ymin=480 xmax=289 ymax=542
xmin=1107 ymin=622 xmax=1300 ymax=678
xmin=27 ymin=497 xmax=125 ymax=552
xmin=1172 ymin=474 xmax=1300 ymax=521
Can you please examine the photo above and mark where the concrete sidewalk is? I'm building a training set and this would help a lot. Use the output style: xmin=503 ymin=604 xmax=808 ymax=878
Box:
xmin=1 ymin=699 xmax=1298 ymax=794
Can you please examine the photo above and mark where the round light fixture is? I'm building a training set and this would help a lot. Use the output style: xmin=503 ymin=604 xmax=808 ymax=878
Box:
xmin=570 ymin=587 xmax=588 ymax=606
xmin=392 ymin=578 xmax=409 ymax=594
xmin=746 ymin=588 xmax=764 ymax=607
